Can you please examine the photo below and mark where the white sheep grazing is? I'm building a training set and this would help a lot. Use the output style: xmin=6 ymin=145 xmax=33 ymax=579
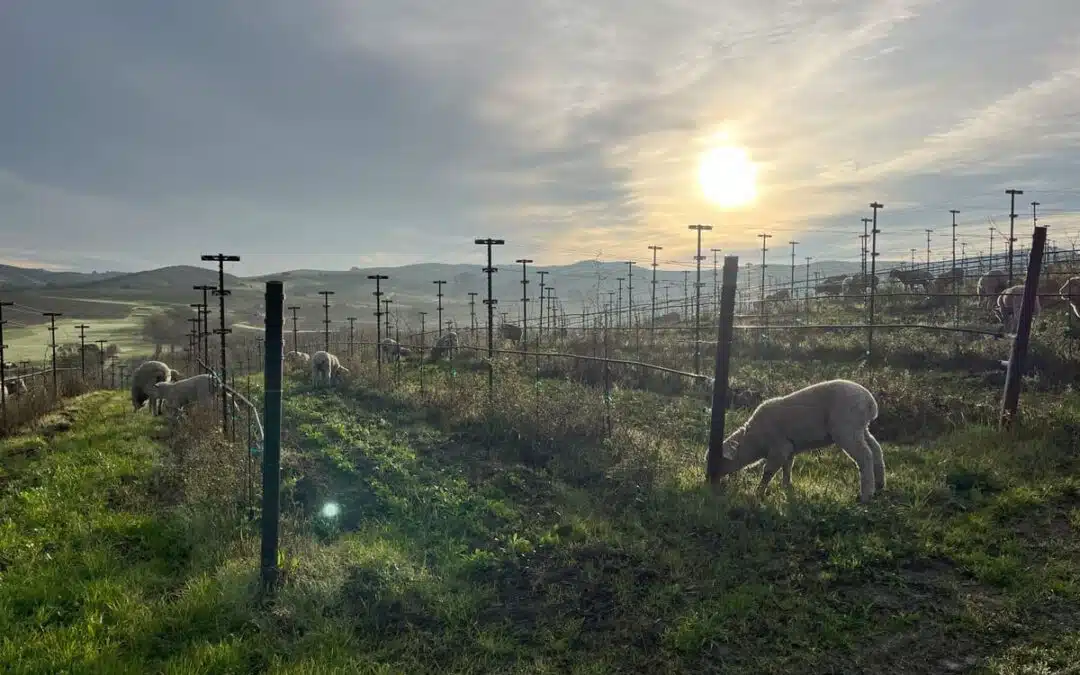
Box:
xmin=996 ymin=284 xmax=1040 ymax=333
xmin=130 ymin=360 xmax=176 ymax=415
xmin=428 ymin=331 xmax=459 ymax=362
xmin=311 ymin=350 xmax=349 ymax=387
xmin=713 ymin=379 xmax=885 ymax=503
xmin=153 ymin=374 xmax=220 ymax=413
xmin=977 ymin=270 xmax=1008 ymax=310
xmin=1059 ymin=277 xmax=1080 ymax=319
xmin=379 ymin=338 xmax=405 ymax=362
xmin=1 ymin=377 xmax=29 ymax=403
xmin=284 ymin=351 xmax=311 ymax=370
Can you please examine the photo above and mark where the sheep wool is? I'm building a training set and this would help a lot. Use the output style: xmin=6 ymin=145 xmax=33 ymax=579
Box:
xmin=429 ymin=331 xmax=459 ymax=362
xmin=714 ymin=379 xmax=885 ymax=503
xmin=977 ymin=270 xmax=1008 ymax=309
xmin=1059 ymin=277 xmax=1080 ymax=319
xmin=311 ymin=351 xmax=348 ymax=387
xmin=153 ymin=374 xmax=220 ymax=413
xmin=996 ymin=284 xmax=1040 ymax=333
xmin=130 ymin=360 xmax=175 ymax=415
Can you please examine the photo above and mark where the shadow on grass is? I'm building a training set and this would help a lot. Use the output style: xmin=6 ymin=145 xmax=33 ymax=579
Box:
xmin=275 ymin=376 xmax=1080 ymax=672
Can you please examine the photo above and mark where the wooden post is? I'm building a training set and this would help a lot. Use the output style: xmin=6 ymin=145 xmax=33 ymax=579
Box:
xmin=1000 ymin=225 xmax=1047 ymax=430
xmin=706 ymin=256 xmax=739 ymax=485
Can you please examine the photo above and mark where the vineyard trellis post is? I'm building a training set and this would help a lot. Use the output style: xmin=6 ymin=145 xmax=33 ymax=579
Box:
xmin=433 ymin=280 xmax=446 ymax=337
xmin=950 ymin=209 xmax=960 ymax=329
xmin=44 ymin=312 xmax=62 ymax=399
xmin=804 ymin=256 xmax=812 ymax=318
xmin=1001 ymin=225 xmax=1047 ymax=430
xmin=418 ymin=311 xmax=427 ymax=396
xmin=476 ymin=237 xmax=505 ymax=408
xmin=0 ymin=301 xmax=10 ymax=426
xmin=706 ymin=255 xmax=740 ymax=487
xmin=96 ymin=340 xmax=106 ymax=386
xmin=194 ymin=285 xmax=216 ymax=371
xmin=626 ymin=260 xmax=636 ymax=337
xmin=649 ymin=246 xmax=662 ymax=334
xmin=1005 ymin=188 xmax=1023 ymax=286
xmin=866 ymin=203 xmax=882 ymax=364
xmin=690 ymin=224 xmax=712 ymax=373
xmin=515 ymin=259 xmax=532 ymax=354
xmin=260 ymin=280 xmax=284 ymax=592
xmin=287 ymin=306 xmax=300 ymax=353
xmin=368 ymin=274 xmax=388 ymax=382
xmin=468 ymin=292 xmax=479 ymax=345
xmin=76 ymin=324 xmax=89 ymax=377
xmin=757 ymin=233 xmax=771 ymax=353
xmin=347 ymin=317 xmax=356 ymax=358
xmin=318 ymin=290 xmax=334 ymax=353
xmin=536 ymin=271 xmax=548 ymax=347
xmin=201 ymin=253 xmax=240 ymax=437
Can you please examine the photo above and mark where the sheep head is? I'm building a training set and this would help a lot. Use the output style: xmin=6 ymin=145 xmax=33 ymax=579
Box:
xmin=711 ymin=426 xmax=761 ymax=481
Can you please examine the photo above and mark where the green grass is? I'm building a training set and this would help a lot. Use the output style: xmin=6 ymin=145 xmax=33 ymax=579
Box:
xmin=4 ymin=313 xmax=160 ymax=363
xmin=3 ymin=359 xmax=1079 ymax=673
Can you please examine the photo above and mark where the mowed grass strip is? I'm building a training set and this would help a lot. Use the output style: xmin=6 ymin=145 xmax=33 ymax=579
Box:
xmin=2 ymin=376 xmax=1080 ymax=674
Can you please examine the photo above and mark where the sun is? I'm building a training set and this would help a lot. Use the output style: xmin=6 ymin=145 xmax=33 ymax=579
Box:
xmin=698 ymin=146 xmax=758 ymax=208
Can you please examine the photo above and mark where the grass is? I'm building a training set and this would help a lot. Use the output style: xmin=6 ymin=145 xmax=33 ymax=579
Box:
xmin=3 ymin=312 xmax=160 ymax=364
xmin=3 ymin=343 xmax=1080 ymax=673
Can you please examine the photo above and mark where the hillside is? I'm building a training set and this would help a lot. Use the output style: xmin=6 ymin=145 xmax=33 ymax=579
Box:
xmin=0 ymin=258 xmax=885 ymax=334
xmin=0 ymin=264 xmax=125 ymax=290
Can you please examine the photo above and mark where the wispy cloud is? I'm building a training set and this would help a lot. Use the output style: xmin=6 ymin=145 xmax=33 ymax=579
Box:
xmin=3 ymin=0 xmax=1079 ymax=274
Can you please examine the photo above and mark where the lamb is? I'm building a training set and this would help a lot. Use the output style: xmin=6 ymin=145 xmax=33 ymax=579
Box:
xmin=311 ymin=350 xmax=349 ymax=387
xmin=428 ymin=331 xmax=459 ymax=362
xmin=1059 ymin=277 xmax=1080 ymax=319
xmin=712 ymin=379 xmax=885 ymax=503
xmin=130 ymin=360 xmax=177 ymax=415
xmin=996 ymin=284 xmax=1040 ymax=333
xmin=152 ymin=374 xmax=220 ymax=413
xmin=977 ymin=270 xmax=1008 ymax=310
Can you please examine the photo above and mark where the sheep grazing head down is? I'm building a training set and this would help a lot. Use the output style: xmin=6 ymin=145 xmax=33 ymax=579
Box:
xmin=712 ymin=426 xmax=758 ymax=481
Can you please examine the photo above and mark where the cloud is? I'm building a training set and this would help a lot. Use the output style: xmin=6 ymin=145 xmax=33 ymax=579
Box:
xmin=2 ymin=0 xmax=1079 ymax=275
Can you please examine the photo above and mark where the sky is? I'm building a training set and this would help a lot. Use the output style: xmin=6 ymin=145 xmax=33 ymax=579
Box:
xmin=3 ymin=0 xmax=1080 ymax=276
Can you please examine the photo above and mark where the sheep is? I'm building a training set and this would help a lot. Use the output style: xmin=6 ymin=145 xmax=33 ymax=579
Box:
xmin=284 ymin=351 xmax=311 ymax=370
xmin=1 ymin=377 xmax=28 ymax=403
xmin=996 ymin=284 xmax=1041 ymax=333
xmin=130 ymin=360 xmax=176 ymax=415
xmin=888 ymin=267 xmax=933 ymax=291
xmin=311 ymin=350 xmax=349 ymax=387
xmin=712 ymin=379 xmax=885 ymax=503
xmin=169 ymin=369 xmax=181 ymax=381
xmin=977 ymin=270 xmax=1008 ymax=310
xmin=378 ymin=338 xmax=406 ymax=362
xmin=428 ymin=331 xmax=459 ymax=362
xmin=499 ymin=323 xmax=523 ymax=343
xmin=1059 ymin=276 xmax=1080 ymax=319
xmin=152 ymin=374 xmax=220 ymax=414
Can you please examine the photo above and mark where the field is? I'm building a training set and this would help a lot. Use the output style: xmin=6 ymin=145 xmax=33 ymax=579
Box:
xmin=2 ymin=311 xmax=161 ymax=364
xmin=3 ymin=282 xmax=1080 ymax=674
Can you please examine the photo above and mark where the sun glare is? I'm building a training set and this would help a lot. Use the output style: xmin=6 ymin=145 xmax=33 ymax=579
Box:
xmin=698 ymin=146 xmax=757 ymax=208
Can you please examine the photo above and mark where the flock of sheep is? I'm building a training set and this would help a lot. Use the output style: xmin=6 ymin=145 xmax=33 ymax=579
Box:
xmin=119 ymin=267 xmax=1080 ymax=502
xmin=807 ymin=266 xmax=1080 ymax=333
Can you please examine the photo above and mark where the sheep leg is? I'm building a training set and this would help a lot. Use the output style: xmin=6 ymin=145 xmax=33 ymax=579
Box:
xmin=755 ymin=458 xmax=781 ymax=499
xmin=837 ymin=432 xmax=876 ymax=503
xmin=756 ymin=443 xmax=791 ymax=498
xmin=865 ymin=429 xmax=886 ymax=491
xmin=781 ymin=455 xmax=795 ymax=489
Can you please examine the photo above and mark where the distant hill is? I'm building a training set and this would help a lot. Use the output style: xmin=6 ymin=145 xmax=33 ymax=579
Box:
xmin=0 ymin=258 xmax=907 ymax=332
xmin=76 ymin=265 xmax=249 ymax=291
xmin=0 ymin=265 xmax=126 ymax=290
